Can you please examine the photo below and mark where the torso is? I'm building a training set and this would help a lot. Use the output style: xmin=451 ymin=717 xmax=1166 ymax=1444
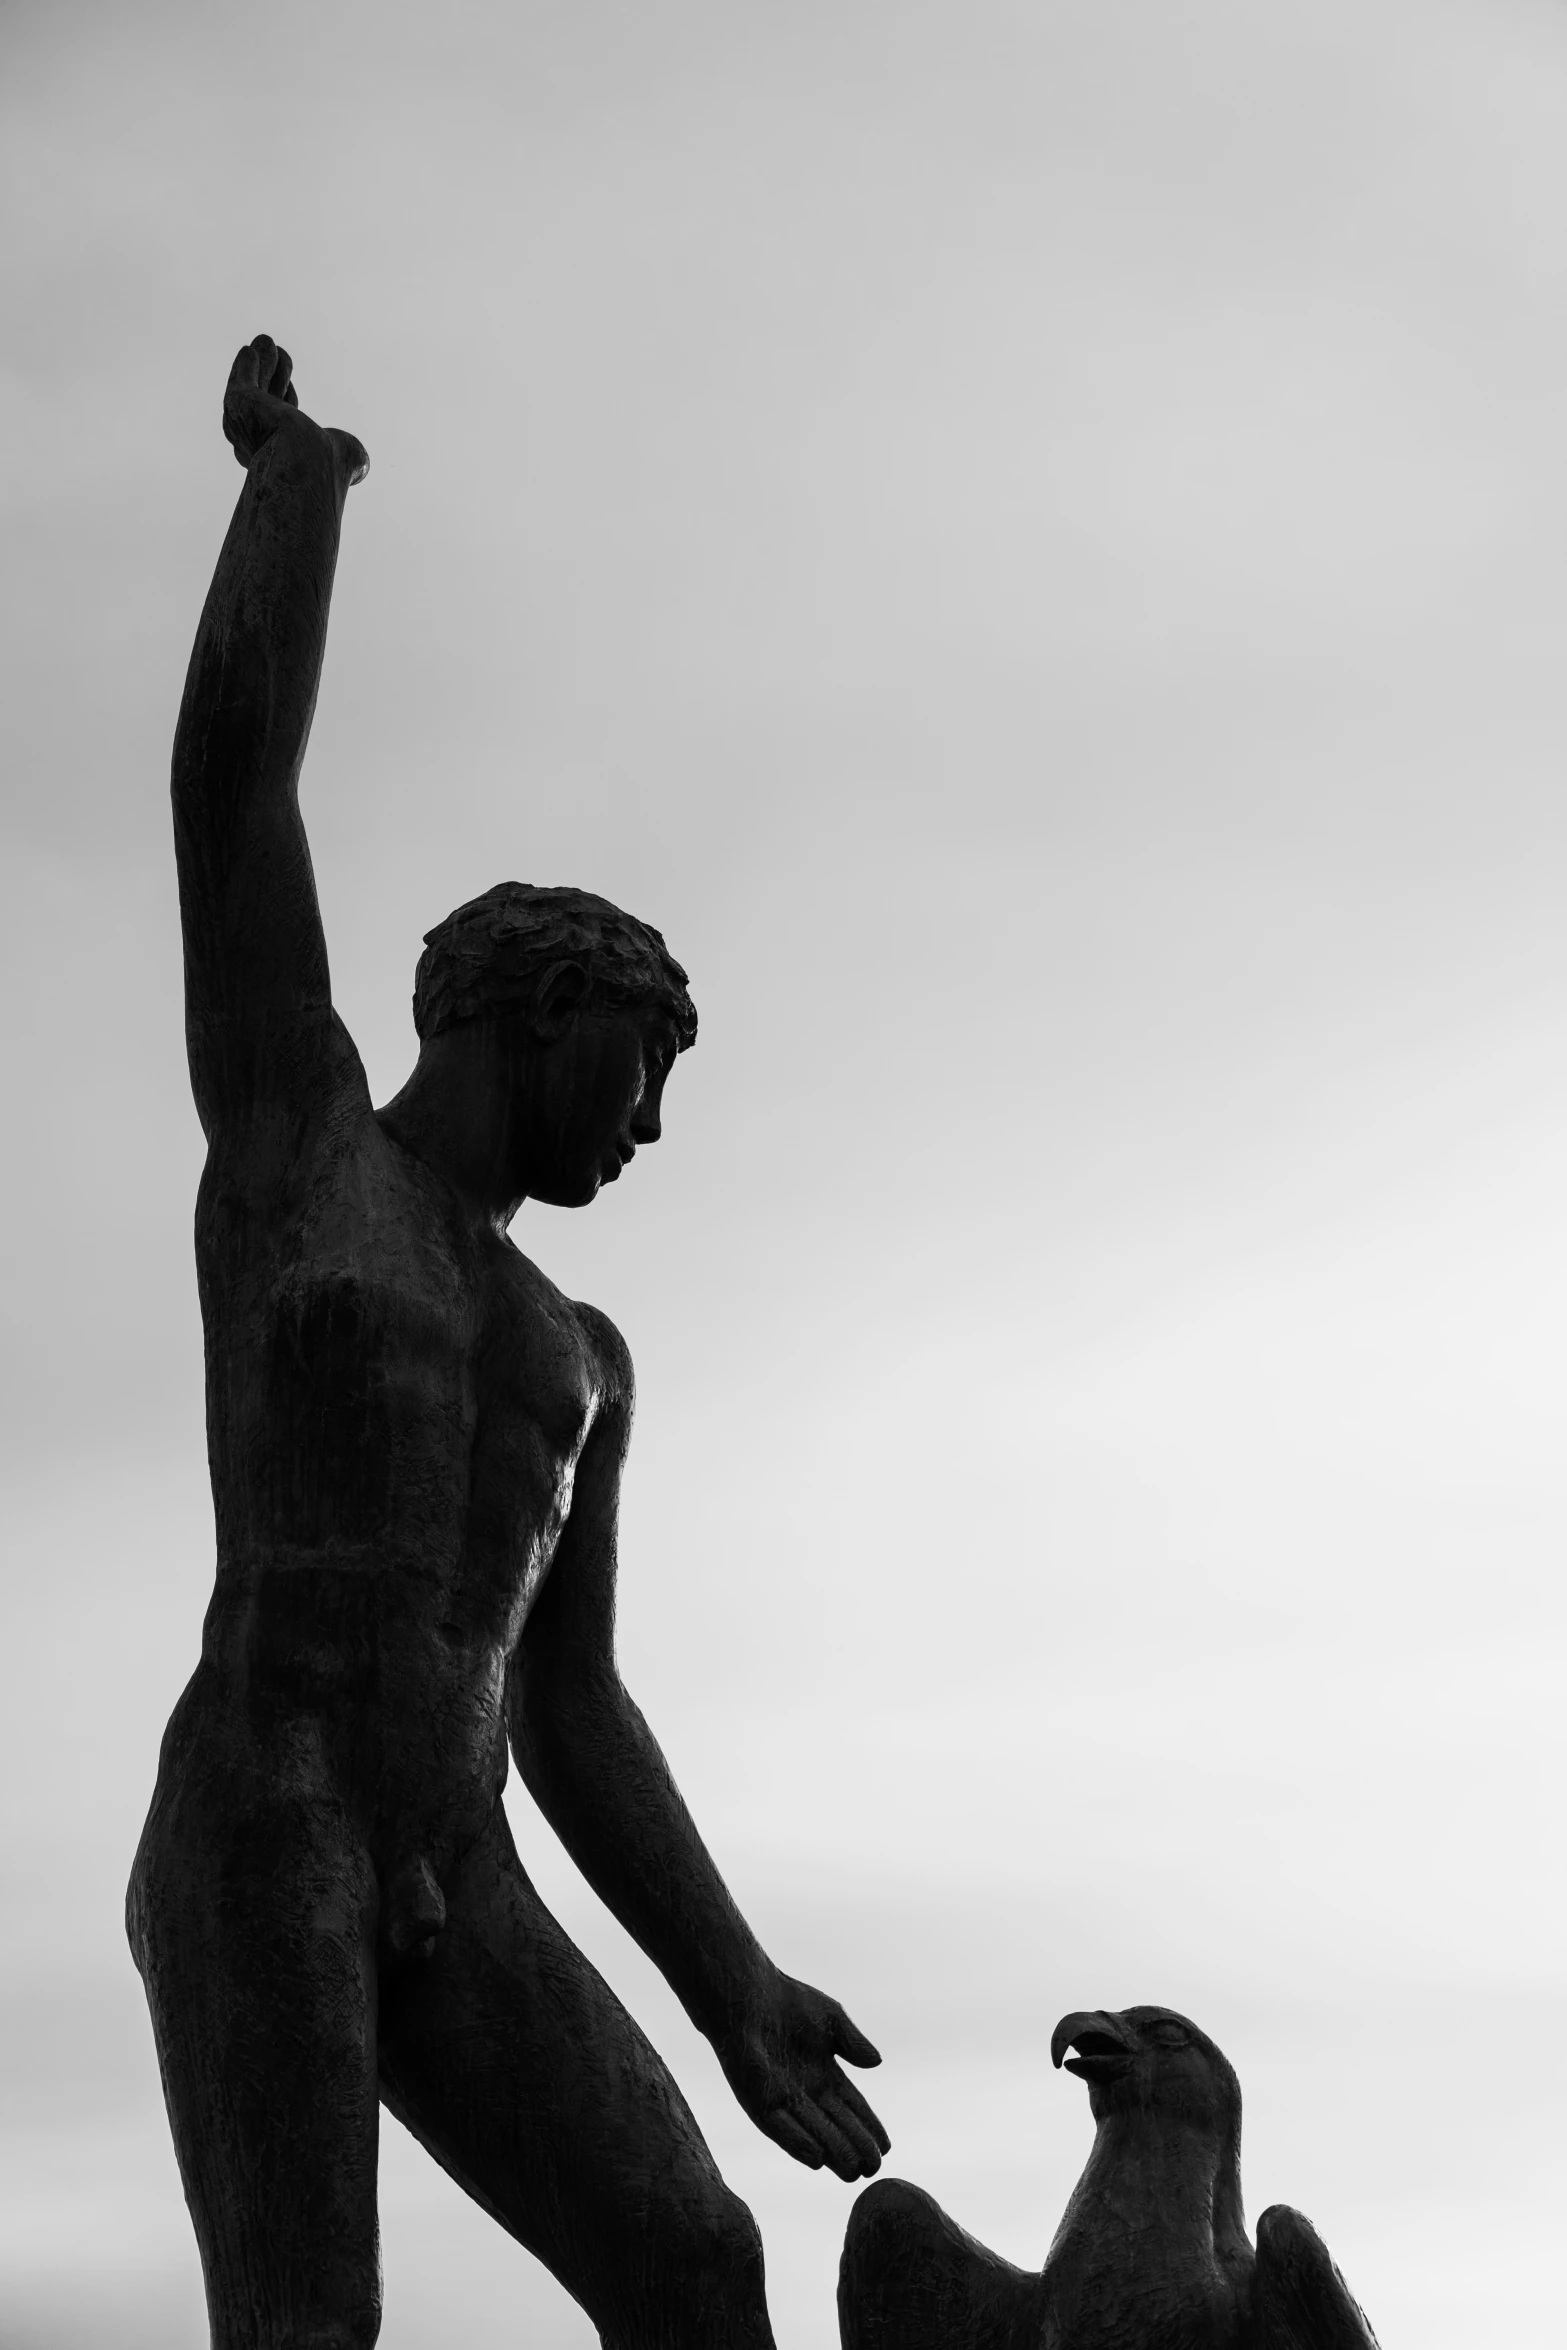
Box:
xmin=182 ymin=1094 xmax=618 ymax=1870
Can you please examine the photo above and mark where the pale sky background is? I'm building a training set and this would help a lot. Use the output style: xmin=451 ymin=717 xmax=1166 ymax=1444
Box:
xmin=3 ymin=1 xmax=1566 ymax=2343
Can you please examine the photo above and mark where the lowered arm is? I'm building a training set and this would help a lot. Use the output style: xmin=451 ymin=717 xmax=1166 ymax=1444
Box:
xmin=508 ymin=1315 xmax=889 ymax=2182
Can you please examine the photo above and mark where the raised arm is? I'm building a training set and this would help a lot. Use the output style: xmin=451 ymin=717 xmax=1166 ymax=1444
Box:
xmin=172 ymin=335 xmax=369 ymax=1144
xmin=509 ymin=1317 xmax=890 ymax=2182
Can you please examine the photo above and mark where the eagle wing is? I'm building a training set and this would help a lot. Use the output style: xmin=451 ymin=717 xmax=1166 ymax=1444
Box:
xmin=839 ymin=2179 xmax=1038 ymax=2350
xmin=1251 ymin=2204 xmax=1381 ymax=2349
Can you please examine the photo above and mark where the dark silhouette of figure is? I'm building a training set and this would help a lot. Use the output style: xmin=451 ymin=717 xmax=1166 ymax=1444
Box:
xmin=127 ymin=336 xmax=888 ymax=2350
xmin=839 ymin=2005 xmax=1380 ymax=2349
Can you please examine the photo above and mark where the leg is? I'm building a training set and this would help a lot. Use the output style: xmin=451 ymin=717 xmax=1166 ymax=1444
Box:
xmin=127 ymin=1697 xmax=381 ymax=2350
xmin=377 ymin=1804 xmax=774 ymax=2350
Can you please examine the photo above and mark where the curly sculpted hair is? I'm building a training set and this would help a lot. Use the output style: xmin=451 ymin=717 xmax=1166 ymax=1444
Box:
xmin=412 ymin=882 xmax=697 ymax=1050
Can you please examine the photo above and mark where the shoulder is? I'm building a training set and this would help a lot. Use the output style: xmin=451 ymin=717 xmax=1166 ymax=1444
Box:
xmin=572 ymin=1300 xmax=636 ymax=1416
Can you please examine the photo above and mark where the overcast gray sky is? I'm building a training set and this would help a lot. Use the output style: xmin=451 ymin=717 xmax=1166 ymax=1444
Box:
xmin=4 ymin=1 xmax=1566 ymax=2343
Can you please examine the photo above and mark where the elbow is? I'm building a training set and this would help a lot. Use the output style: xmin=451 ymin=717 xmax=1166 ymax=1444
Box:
xmin=509 ymin=1650 xmax=626 ymax=1785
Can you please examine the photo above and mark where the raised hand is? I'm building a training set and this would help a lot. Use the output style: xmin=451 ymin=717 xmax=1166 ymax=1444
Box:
xmin=714 ymin=1967 xmax=890 ymax=2181
xmin=222 ymin=333 xmax=368 ymax=488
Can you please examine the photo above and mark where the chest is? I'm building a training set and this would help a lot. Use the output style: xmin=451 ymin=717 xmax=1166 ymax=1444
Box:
xmin=1043 ymin=2222 xmax=1242 ymax=2350
xmin=205 ymin=1136 xmax=600 ymax=1574
xmin=461 ymin=1250 xmax=601 ymax=1596
xmin=264 ymin=1177 xmax=598 ymax=1461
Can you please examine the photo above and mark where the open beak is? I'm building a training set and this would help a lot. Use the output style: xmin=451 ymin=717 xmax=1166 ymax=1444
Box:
xmin=1051 ymin=2010 xmax=1135 ymax=2083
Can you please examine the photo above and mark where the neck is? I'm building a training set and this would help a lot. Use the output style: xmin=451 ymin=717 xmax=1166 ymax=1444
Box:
xmin=378 ymin=1032 xmax=524 ymax=1232
xmin=1053 ymin=2107 xmax=1246 ymax=2264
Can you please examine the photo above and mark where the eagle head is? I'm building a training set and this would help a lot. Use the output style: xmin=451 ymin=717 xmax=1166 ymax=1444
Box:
xmin=1049 ymin=2004 xmax=1242 ymax=2139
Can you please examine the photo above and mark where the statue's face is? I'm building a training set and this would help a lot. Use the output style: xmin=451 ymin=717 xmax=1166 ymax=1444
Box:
xmin=1053 ymin=2007 xmax=1238 ymax=2133
xmin=521 ymin=994 xmax=682 ymax=1209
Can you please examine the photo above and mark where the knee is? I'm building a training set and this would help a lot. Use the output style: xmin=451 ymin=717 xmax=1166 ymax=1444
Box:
xmin=680 ymin=2182 xmax=765 ymax=2303
xmin=124 ymin=1870 xmax=144 ymax=1976
xmin=124 ymin=1826 xmax=155 ymax=1976
xmin=597 ymin=2179 xmax=768 ymax=2349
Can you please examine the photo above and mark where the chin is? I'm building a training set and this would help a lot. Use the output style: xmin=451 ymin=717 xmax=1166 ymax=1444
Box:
xmin=526 ymin=1166 xmax=604 ymax=1210
xmin=531 ymin=1138 xmax=629 ymax=1207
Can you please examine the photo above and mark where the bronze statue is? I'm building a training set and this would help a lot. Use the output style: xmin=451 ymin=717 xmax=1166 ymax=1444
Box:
xmin=127 ymin=335 xmax=888 ymax=2350
xmin=839 ymin=2005 xmax=1380 ymax=2349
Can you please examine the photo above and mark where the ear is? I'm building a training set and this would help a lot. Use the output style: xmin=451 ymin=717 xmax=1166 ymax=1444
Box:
xmin=528 ymin=959 xmax=592 ymax=1042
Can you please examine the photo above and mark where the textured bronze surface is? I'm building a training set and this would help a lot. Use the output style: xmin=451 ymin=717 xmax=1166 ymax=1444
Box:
xmin=840 ymin=2005 xmax=1379 ymax=2349
xmin=128 ymin=336 xmax=887 ymax=2350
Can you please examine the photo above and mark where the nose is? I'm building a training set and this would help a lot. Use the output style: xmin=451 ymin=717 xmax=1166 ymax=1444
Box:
xmin=631 ymin=1058 xmax=667 ymax=1146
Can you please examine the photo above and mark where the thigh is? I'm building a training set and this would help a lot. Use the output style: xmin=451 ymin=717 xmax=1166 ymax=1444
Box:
xmin=377 ymin=1805 xmax=772 ymax=2350
xmin=128 ymin=1706 xmax=381 ymax=2350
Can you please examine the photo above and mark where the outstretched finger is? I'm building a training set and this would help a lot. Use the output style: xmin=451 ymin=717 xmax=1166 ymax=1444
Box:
xmin=247 ymin=333 xmax=278 ymax=387
xmin=831 ymin=2006 xmax=883 ymax=2070
xmin=825 ymin=2070 xmax=891 ymax=2157
xmin=817 ymin=2085 xmax=886 ymax=2174
xmin=763 ymin=2105 xmax=824 ymax=2169
xmin=793 ymin=2094 xmax=867 ymax=2182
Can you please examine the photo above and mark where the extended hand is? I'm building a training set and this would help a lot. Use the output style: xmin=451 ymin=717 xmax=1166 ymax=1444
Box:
xmin=714 ymin=1968 xmax=889 ymax=2181
xmin=222 ymin=334 xmax=369 ymax=488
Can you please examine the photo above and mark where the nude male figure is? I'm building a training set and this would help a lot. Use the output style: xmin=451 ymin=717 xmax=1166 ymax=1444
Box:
xmin=127 ymin=336 xmax=888 ymax=2350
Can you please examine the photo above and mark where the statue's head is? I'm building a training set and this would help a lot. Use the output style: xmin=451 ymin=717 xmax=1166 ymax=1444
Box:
xmin=413 ymin=883 xmax=697 ymax=1209
xmin=1048 ymin=2005 xmax=1248 ymax=2258
xmin=1051 ymin=2005 xmax=1242 ymax=2145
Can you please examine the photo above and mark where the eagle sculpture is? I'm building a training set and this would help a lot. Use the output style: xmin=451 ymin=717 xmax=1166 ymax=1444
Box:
xmin=838 ymin=2005 xmax=1380 ymax=2349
